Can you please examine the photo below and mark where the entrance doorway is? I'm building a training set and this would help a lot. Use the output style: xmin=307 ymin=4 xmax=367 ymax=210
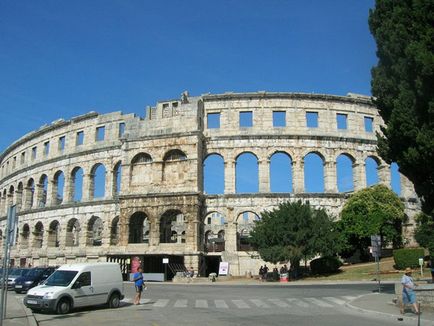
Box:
xmin=204 ymin=256 xmax=221 ymax=276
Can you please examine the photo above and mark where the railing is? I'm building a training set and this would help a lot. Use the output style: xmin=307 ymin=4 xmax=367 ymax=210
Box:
xmin=205 ymin=243 xmax=225 ymax=252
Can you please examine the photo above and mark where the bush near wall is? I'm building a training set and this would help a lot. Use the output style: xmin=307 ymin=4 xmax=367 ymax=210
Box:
xmin=393 ymin=248 xmax=425 ymax=270
xmin=310 ymin=256 xmax=343 ymax=275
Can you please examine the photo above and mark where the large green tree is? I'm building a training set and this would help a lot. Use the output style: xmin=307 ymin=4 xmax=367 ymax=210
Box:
xmin=369 ymin=0 xmax=434 ymax=215
xmin=249 ymin=200 xmax=340 ymax=277
xmin=338 ymin=185 xmax=405 ymax=260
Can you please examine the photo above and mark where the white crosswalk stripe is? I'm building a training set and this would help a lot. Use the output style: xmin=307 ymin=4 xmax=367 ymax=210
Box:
xmin=153 ymin=299 xmax=169 ymax=307
xmin=323 ymin=297 xmax=346 ymax=305
xmin=286 ymin=298 xmax=309 ymax=307
xmin=268 ymin=298 xmax=290 ymax=308
xmin=215 ymin=299 xmax=229 ymax=309
xmin=342 ymin=295 xmax=357 ymax=301
xmin=195 ymin=299 xmax=208 ymax=308
xmin=174 ymin=299 xmax=188 ymax=308
xmin=249 ymin=299 xmax=270 ymax=308
xmin=304 ymin=297 xmax=334 ymax=307
xmin=232 ymin=299 xmax=250 ymax=309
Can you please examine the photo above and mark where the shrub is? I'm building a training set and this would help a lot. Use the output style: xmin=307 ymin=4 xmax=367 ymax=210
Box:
xmin=310 ymin=256 xmax=343 ymax=275
xmin=393 ymin=248 xmax=425 ymax=270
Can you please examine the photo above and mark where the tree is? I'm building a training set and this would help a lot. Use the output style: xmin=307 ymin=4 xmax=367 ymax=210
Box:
xmin=414 ymin=212 xmax=434 ymax=253
xmin=369 ymin=0 xmax=434 ymax=215
xmin=249 ymin=200 xmax=340 ymax=278
xmin=337 ymin=185 xmax=405 ymax=261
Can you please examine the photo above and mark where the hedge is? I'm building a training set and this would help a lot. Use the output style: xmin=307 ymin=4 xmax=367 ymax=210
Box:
xmin=393 ymin=248 xmax=424 ymax=270
xmin=310 ymin=256 xmax=342 ymax=275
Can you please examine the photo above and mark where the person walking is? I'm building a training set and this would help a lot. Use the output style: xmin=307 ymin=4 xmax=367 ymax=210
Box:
xmin=400 ymin=267 xmax=420 ymax=315
xmin=133 ymin=266 xmax=144 ymax=305
xmin=429 ymin=258 xmax=434 ymax=283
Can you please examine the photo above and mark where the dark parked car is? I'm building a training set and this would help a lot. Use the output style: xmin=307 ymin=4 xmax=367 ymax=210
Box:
xmin=6 ymin=268 xmax=30 ymax=290
xmin=14 ymin=267 xmax=56 ymax=294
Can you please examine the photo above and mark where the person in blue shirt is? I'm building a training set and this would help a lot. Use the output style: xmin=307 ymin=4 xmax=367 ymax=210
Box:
xmin=133 ymin=266 xmax=144 ymax=305
xmin=400 ymin=267 xmax=419 ymax=315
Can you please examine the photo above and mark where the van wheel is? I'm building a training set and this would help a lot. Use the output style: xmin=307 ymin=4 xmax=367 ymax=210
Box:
xmin=108 ymin=293 xmax=120 ymax=308
xmin=56 ymin=298 xmax=71 ymax=314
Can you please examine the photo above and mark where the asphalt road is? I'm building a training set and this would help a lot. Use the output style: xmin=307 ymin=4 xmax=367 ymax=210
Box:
xmin=21 ymin=282 xmax=416 ymax=326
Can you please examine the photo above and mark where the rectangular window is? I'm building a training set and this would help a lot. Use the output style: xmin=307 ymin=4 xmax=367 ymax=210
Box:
xmin=364 ymin=116 xmax=374 ymax=132
xmin=239 ymin=111 xmax=253 ymax=127
xmin=31 ymin=146 xmax=37 ymax=160
xmin=58 ymin=136 xmax=66 ymax=152
xmin=43 ymin=141 xmax=50 ymax=156
xmin=96 ymin=126 xmax=105 ymax=141
xmin=118 ymin=122 xmax=125 ymax=138
xmin=76 ymin=131 xmax=84 ymax=146
xmin=306 ymin=112 xmax=319 ymax=128
xmin=207 ymin=113 xmax=221 ymax=129
xmin=20 ymin=152 xmax=25 ymax=164
xmin=273 ymin=111 xmax=286 ymax=127
xmin=336 ymin=113 xmax=348 ymax=130
xmin=12 ymin=157 xmax=16 ymax=168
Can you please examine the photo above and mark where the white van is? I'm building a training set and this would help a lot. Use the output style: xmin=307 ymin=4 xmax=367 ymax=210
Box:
xmin=24 ymin=262 xmax=124 ymax=314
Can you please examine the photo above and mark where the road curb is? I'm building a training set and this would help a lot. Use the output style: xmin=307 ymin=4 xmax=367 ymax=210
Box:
xmin=16 ymin=296 xmax=38 ymax=326
xmin=345 ymin=293 xmax=434 ymax=326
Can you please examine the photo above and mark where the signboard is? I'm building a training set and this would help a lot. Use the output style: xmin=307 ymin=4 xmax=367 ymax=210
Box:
xmin=7 ymin=205 xmax=17 ymax=245
xmin=162 ymin=258 xmax=169 ymax=264
xmin=218 ymin=262 xmax=229 ymax=276
xmin=370 ymin=235 xmax=381 ymax=258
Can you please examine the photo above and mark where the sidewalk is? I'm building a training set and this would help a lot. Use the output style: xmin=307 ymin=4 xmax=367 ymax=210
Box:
xmin=2 ymin=293 xmax=36 ymax=326
xmin=347 ymin=292 xmax=434 ymax=325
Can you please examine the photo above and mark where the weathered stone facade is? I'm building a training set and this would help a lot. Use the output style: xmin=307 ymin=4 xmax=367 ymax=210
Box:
xmin=0 ymin=92 xmax=420 ymax=277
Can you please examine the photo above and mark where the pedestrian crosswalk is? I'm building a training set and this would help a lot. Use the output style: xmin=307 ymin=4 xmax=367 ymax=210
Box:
xmin=122 ymin=296 xmax=358 ymax=310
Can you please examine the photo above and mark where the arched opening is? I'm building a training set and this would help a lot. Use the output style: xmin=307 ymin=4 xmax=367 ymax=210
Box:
xmin=304 ymin=152 xmax=325 ymax=193
xmin=87 ymin=216 xmax=103 ymax=246
xmin=236 ymin=152 xmax=259 ymax=193
xmin=203 ymin=154 xmax=224 ymax=194
xmin=128 ymin=212 xmax=149 ymax=244
xmin=236 ymin=211 xmax=260 ymax=251
xmin=337 ymin=154 xmax=354 ymax=192
xmin=160 ymin=210 xmax=185 ymax=244
xmin=26 ymin=179 xmax=35 ymax=208
xmin=203 ymin=211 xmax=226 ymax=252
xmin=365 ymin=156 xmax=379 ymax=186
xmin=47 ymin=220 xmax=60 ymax=247
xmin=65 ymin=218 xmax=80 ymax=247
xmin=32 ymin=222 xmax=44 ymax=248
xmin=390 ymin=162 xmax=401 ymax=195
xmin=71 ymin=167 xmax=84 ymax=202
xmin=110 ymin=216 xmax=120 ymax=245
xmin=8 ymin=185 xmax=15 ymax=207
xmin=20 ymin=224 xmax=30 ymax=249
xmin=91 ymin=163 xmax=106 ymax=199
xmin=270 ymin=152 xmax=293 ymax=193
xmin=16 ymin=182 xmax=23 ymax=210
xmin=130 ymin=153 xmax=152 ymax=187
xmin=38 ymin=174 xmax=48 ymax=207
xmin=53 ymin=171 xmax=65 ymax=205
xmin=162 ymin=150 xmax=187 ymax=182
xmin=113 ymin=161 xmax=122 ymax=196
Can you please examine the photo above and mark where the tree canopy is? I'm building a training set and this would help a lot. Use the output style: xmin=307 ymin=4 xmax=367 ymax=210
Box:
xmin=249 ymin=200 xmax=340 ymax=276
xmin=369 ymin=0 xmax=434 ymax=215
xmin=338 ymin=184 xmax=405 ymax=260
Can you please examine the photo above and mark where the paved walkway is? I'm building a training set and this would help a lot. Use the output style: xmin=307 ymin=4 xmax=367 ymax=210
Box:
xmin=2 ymin=282 xmax=434 ymax=326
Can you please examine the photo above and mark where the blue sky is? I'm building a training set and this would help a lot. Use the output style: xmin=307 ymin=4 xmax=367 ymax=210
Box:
xmin=0 ymin=0 xmax=397 ymax=195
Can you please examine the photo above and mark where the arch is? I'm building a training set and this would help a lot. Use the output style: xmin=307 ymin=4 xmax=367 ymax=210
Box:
xmin=71 ymin=167 xmax=84 ymax=202
xmin=8 ymin=185 xmax=14 ymax=194
xmin=90 ymin=163 xmax=106 ymax=199
xmin=235 ymin=152 xmax=259 ymax=193
xmin=16 ymin=182 xmax=23 ymax=208
xmin=336 ymin=153 xmax=354 ymax=192
xmin=203 ymin=153 xmax=224 ymax=194
xmin=87 ymin=215 xmax=103 ymax=246
xmin=113 ymin=161 xmax=122 ymax=196
xmin=160 ymin=209 xmax=185 ymax=244
xmin=20 ymin=223 xmax=30 ymax=249
xmin=270 ymin=151 xmax=293 ymax=193
xmin=131 ymin=153 xmax=152 ymax=164
xmin=130 ymin=154 xmax=152 ymax=187
xmin=53 ymin=170 xmax=65 ymax=205
xmin=365 ymin=156 xmax=379 ymax=186
xmin=26 ymin=178 xmax=35 ymax=208
xmin=110 ymin=216 xmax=120 ymax=245
xmin=163 ymin=149 xmax=187 ymax=161
xmin=304 ymin=152 xmax=325 ymax=193
xmin=236 ymin=211 xmax=260 ymax=251
xmin=32 ymin=222 xmax=44 ymax=248
xmin=390 ymin=162 xmax=401 ymax=195
xmin=47 ymin=220 xmax=60 ymax=247
xmin=65 ymin=218 xmax=80 ymax=247
xmin=128 ymin=212 xmax=149 ymax=244
xmin=38 ymin=174 xmax=48 ymax=207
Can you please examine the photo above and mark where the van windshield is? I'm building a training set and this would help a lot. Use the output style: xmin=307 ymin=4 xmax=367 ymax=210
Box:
xmin=44 ymin=270 xmax=78 ymax=287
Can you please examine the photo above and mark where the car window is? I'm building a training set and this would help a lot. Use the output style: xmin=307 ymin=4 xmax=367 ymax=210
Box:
xmin=45 ymin=270 xmax=78 ymax=287
xmin=75 ymin=272 xmax=91 ymax=286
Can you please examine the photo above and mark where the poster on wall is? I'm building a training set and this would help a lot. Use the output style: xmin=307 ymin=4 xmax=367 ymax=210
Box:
xmin=218 ymin=262 xmax=229 ymax=276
